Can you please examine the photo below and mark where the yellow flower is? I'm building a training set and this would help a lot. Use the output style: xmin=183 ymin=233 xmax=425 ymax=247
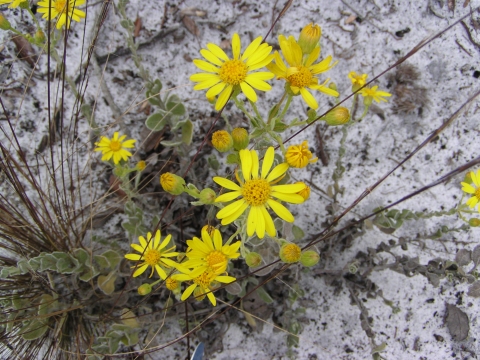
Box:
xmin=136 ymin=160 xmax=146 ymax=171
xmin=360 ymin=85 xmax=392 ymax=106
xmin=279 ymin=243 xmax=302 ymax=263
xmin=182 ymin=227 xmax=241 ymax=275
xmin=125 ymin=230 xmax=179 ymax=279
xmin=0 ymin=0 xmax=26 ymax=8
xmin=212 ymin=130 xmax=233 ymax=152
xmin=267 ymin=35 xmax=339 ymax=109
xmin=348 ymin=71 xmax=368 ymax=91
xmin=160 ymin=172 xmax=185 ymax=195
xmin=165 ymin=277 xmax=179 ymax=291
xmin=461 ymin=170 xmax=480 ymax=212
xmin=173 ymin=268 xmax=236 ymax=306
xmin=285 ymin=141 xmax=318 ymax=168
xmin=298 ymin=23 xmax=322 ymax=55
xmin=213 ymin=147 xmax=305 ymax=239
xmin=94 ymin=132 xmax=136 ymax=164
xmin=296 ymin=182 xmax=310 ymax=200
xmin=190 ymin=33 xmax=274 ymax=111
xmin=37 ymin=0 xmax=86 ymax=29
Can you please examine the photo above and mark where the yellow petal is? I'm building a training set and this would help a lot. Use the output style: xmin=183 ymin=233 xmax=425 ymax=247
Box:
xmin=133 ymin=264 xmax=149 ymax=277
xmin=213 ymin=176 xmax=241 ymax=191
xmin=217 ymin=199 xmax=247 ymax=219
xmin=213 ymin=230 xmax=223 ymax=250
xmin=125 ymin=254 xmax=142 ymax=261
xmin=267 ymin=199 xmax=294 ymax=222
xmin=207 ymin=291 xmax=217 ymax=306
xmin=221 ymin=201 xmax=249 ymax=225
xmin=300 ymin=87 xmax=318 ymax=109
xmin=271 ymin=192 xmax=304 ymax=204
xmin=200 ymin=49 xmax=224 ymax=66
xmin=215 ymin=191 xmax=242 ymax=203
xmin=246 ymin=206 xmax=258 ymax=236
xmin=461 ymin=183 xmax=476 ymax=194
xmin=138 ymin=235 xmax=148 ymax=249
xmin=193 ymin=59 xmax=219 ymax=73
xmin=260 ymin=206 xmax=276 ymax=237
xmin=240 ymin=149 xmax=252 ymax=180
xmin=241 ymin=36 xmax=262 ymax=61
xmin=232 ymin=33 xmax=241 ymax=60
xmin=251 ymin=149 xmax=259 ymax=179
xmin=155 ymin=265 xmax=167 ymax=279
xmin=159 ymin=234 xmax=172 ymax=250
xmin=304 ymin=46 xmax=320 ymax=67
xmin=207 ymin=43 xmax=229 ymax=61
xmin=193 ymin=78 xmax=222 ymax=90
xmin=215 ymin=85 xmax=233 ymax=110
xmin=270 ymin=183 xmax=307 ymax=193
xmin=266 ymin=163 xmax=289 ymax=182
xmin=181 ymin=284 xmax=197 ymax=301
xmin=245 ymin=75 xmax=272 ymax=91
xmin=255 ymin=206 xmax=266 ymax=239
xmin=206 ymin=82 xmax=227 ymax=98
xmin=261 ymin=147 xmax=275 ymax=179
xmin=240 ymin=81 xmax=258 ymax=103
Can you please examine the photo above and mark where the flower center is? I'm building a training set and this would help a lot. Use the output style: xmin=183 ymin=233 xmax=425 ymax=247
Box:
xmin=475 ymin=187 xmax=480 ymax=200
xmin=166 ymin=278 xmax=178 ymax=291
xmin=109 ymin=140 xmax=122 ymax=152
xmin=54 ymin=0 xmax=67 ymax=13
xmin=194 ymin=269 xmax=216 ymax=289
xmin=206 ymin=250 xmax=227 ymax=272
xmin=287 ymin=66 xmax=313 ymax=88
xmin=242 ymin=179 xmax=271 ymax=206
xmin=144 ymin=248 xmax=161 ymax=266
xmin=282 ymin=244 xmax=301 ymax=262
xmin=219 ymin=59 xmax=248 ymax=85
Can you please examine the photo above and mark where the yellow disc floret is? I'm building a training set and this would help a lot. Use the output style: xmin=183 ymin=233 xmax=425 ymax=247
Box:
xmin=206 ymin=251 xmax=227 ymax=271
xmin=219 ymin=60 xmax=248 ymax=85
xmin=144 ymin=249 xmax=161 ymax=266
xmin=280 ymin=243 xmax=302 ymax=263
xmin=242 ymin=179 xmax=271 ymax=206
xmin=287 ymin=66 xmax=314 ymax=89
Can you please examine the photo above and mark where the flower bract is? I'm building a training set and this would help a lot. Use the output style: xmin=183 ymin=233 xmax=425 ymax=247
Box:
xmin=213 ymin=147 xmax=305 ymax=238
xmin=190 ymin=33 xmax=274 ymax=110
xmin=94 ymin=132 xmax=136 ymax=165
xmin=461 ymin=170 xmax=480 ymax=212
xmin=267 ymin=34 xmax=339 ymax=109
xmin=125 ymin=230 xmax=179 ymax=279
xmin=37 ymin=0 xmax=86 ymax=29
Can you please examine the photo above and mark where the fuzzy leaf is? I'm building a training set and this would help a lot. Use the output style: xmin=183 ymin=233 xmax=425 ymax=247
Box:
xmin=292 ymin=225 xmax=305 ymax=241
xmin=79 ymin=267 xmax=98 ymax=282
xmin=97 ymin=271 xmax=116 ymax=295
xmin=73 ymin=248 xmax=90 ymax=266
xmin=455 ymin=249 xmax=471 ymax=266
xmin=467 ymin=281 xmax=480 ymax=298
xmin=226 ymin=153 xmax=240 ymax=165
xmin=121 ymin=309 xmax=140 ymax=328
xmin=94 ymin=255 xmax=110 ymax=269
xmin=145 ymin=112 xmax=168 ymax=131
xmin=20 ymin=320 xmax=49 ymax=341
xmin=472 ymin=244 xmax=480 ymax=267
xmin=256 ymin=286 xmax=273 ymax=304
xmin=446 ymin=303 xmax=469 ymax=341
xmin=181 ymin=119 xmax=193 ymax=145
xmin=38 ymin=294 xmax=57 ymax=315
xmin=160 ymin=139 xmax=183 ymax=147
xmin=102 ymin=250 xmax=122 ymax=269
xmin=166 ymin=95 xmax=185 ymax=116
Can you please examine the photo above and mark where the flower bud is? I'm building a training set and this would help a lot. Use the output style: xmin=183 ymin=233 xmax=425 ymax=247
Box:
xmin=166 ymin=277 xmax=179 ymax=291
xmin=136 ymin=160 xmax=146 ymax=171
xmin=300 ymin=250 xmax=320 ymax=267
xmin=279 ymin=243 xmax=302 ymax=264
xmin=0 ymin=13 xmax=11 ymax=31
xmin=245 ymin=252 xmax=262 ymax=267
xmin=198 ymin=188 xmax=216 ymax=205
xmin=296 ymin=182 xmax=310 ymax=201
xmin=18 ymin=1 xmax=29 ymax=9
xmin=231 ymin=127 xmax=249 ymax=150
xmin=138 ymin=283 xmax=152 ymax=296
xmin=469 ymin=218 xmax=480 ymax=227
xmin=463 ymin=172 xmax=473 ymax=185
xmin=34 ymin=29 xmax=46 ymax=44
xmin=160 ymin=172 xmax=185 ymax=195
xmin=323 ymin=107 xmax=350 ymax=126
xmin=298 ymin=23 xmax=321 ymax=55
xmin=212 ymin=130 xmax=233 ymax=153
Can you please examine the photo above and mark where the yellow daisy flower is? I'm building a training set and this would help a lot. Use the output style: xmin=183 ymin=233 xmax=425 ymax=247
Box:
xmin=190 ymin=33 xmax=274 ymax=111
xmin=94 ymin=132 xmax=136 ymax=164
xmin=285 ymin=140 xmax=318 ymax=168
xmin=348 ymin=71 xmax=368 ymax=91
xmin=181 ymin=226 xmax=241 ymax=275
xmin=37 ymin=0 xmax=86 ymax=30
xmin=360 ymin=85 xmax=391 ymax=105
xmin=124 ymin=230 xmax=179 ymax=279
xmin=173 ymin=268 xmax=236 ymax=306
xmin=213 ymin=147 xmax=305 ymax=239
xmin=267 ymin=35 xmax=339 ymax=109
xmin=0 ymin=0 xmax=26 ymax=8
xmin=461 ymin=170 xmax=480 ymax=212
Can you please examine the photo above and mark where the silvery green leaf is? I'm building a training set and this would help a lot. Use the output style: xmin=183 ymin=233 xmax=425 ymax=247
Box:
xmin=182 ymin=119 xmax=193 ymax=145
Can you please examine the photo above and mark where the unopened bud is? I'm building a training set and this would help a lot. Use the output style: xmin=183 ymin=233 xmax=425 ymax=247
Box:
xmin=298 ymin=23 xmax=321 ymax=55
xmin=138 ymin=283 xmax=152 ymax=296
xmin=296 ymin=182 xmax=310 ymax=201
xmin=245 ymin=252 xmax=262 ymax=267
xmin=469 ymin=218 xmax=480 ymax=227
xmin=463 ymin=172 xmax=473 ymax=185
xmin=231 ymin=127 xmax=249 ymax=150
xmin=34 ymin=29 xmax=45 ymax=43
xmin=166 ymin=277 xmax=179 ymax=291
xmin=0 ymin=13 xmax=11 ymax=31
xmin=198 ymin=188 xmax=216 ymax=204
xmin=323 ymin=107 xmax=350 ymax=126
xmin=160 ymin=172 xmax=185 ymax=195
xmin=300 ymin=250 xmax=320 ymax=267
xmin=212 ymin=130 xmax=233 ymax=153
xmin=136 ymin=160 xmax=146 ymax=171
xmin=279 ymin=243 xmax=302 ymax=264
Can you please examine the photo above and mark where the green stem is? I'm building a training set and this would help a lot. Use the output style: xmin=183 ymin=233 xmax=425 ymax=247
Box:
xmin=276 ymin=94 xmax=292 ymax=123
xmin=233 ymin=96 xmax=255 ymax=123
xmin=26 ymin=7 xmax=40 ymax=27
